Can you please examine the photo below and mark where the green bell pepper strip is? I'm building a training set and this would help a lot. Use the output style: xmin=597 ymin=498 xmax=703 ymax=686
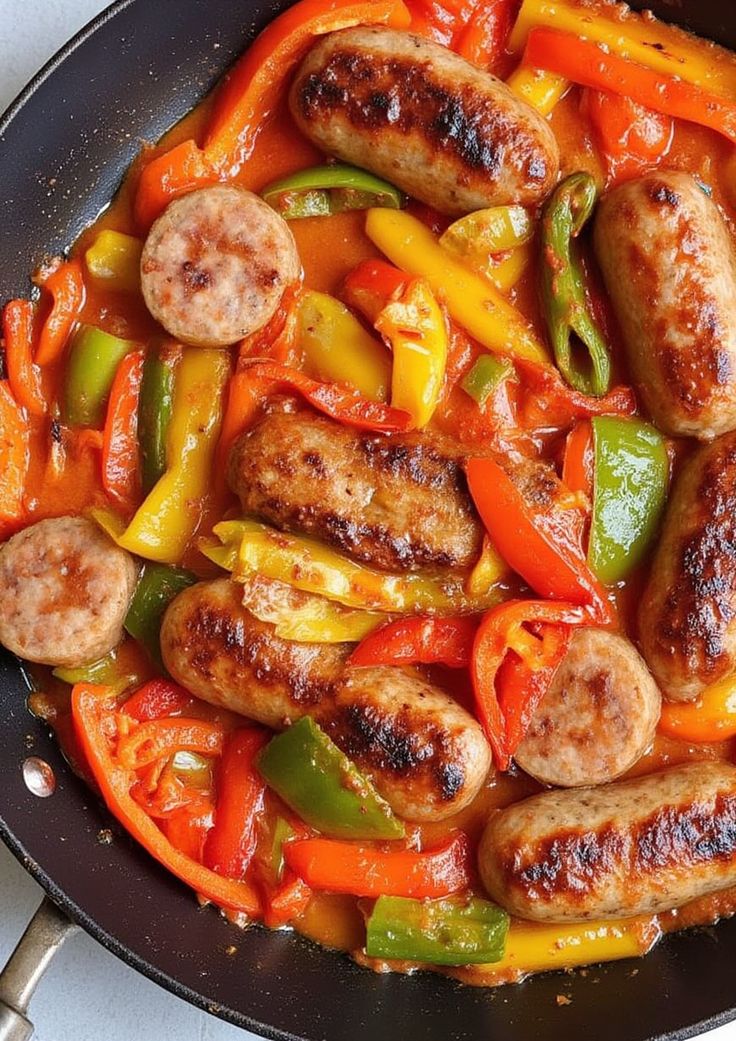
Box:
xmin=366 ymin=895 xmax=510 ymax=966
xmin=63 ymin=324 xmax=137 ymax=428
xmin=262 ymin=164 xmax=403 ymax=220
xmin=124 ymin=563 xmax=197 ymax=666
xmin=540 ymin=172 xmax=612 ymax=397
xmin=588 ymin=416 xmax=669 ymax=585
xmin=270 ymin=817 xmax=295 ymax=882
xmin=138 ymin=345 xmax=178 ymax=493
xmin=461 ymin=354 xmax=516 ymax=408
xmin=257 ymin=716 xmax=405 ymax=840
xmin=53 ymin=651 xmax=142 ymax=697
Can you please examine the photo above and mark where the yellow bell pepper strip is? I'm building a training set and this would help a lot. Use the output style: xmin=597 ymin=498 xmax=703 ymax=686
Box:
xmin=485 ymin=244 xmax=532 ymax=294
xmin=298 ymin=291 xmax=390 ymax=401
xmin=71 ymin=684 xmax=262 ymax=915
xmin=366 ymin=895 xmax=509 ymax=965
xmin=375 ymin=277 xmax=448 ymax=429
xmin=365 ymin=208 xmax=548 ymax=364
xmin=207 ymin=518 xmax=504 ymax=614
xmin=465 ymin=914 xmax=662 ymax=980
xmin=261 ymin=163 xmax=403 ymax=219
xmin=508 ymin=0 xmax=736 ymax=99
xmin=85 ymin=230 xmax=143 ymax=293
xmin=466 ymin=536 xmax=507 ymax=599
xmin=118 ymin=349 xmax=230 ymax=564
xmin=53 ymin=648 xmax=144 ymax=698
xmin=523 ymin=29 xmax=736 ymax=147
xmin=506 ymin=64 xmax=568 ymax=116
xmin=659 ymin=675 xmax=736 ymax=743
xmin=258 ymin=716 xmax=405 ymax=840
xmin=240 ymin=360 xmax=412 ymax=433
xmin=33 ymin=259 xmax=86 ymax=367
xmin=239 ymin=575 xmax=386 ymax=643
xmin=0 ymin=381 xmax=29 ymax=532
xmin=440 ymin=206 xmax=533 ymax=258
xmin=2 ymin=300 xmax=46 ymax=417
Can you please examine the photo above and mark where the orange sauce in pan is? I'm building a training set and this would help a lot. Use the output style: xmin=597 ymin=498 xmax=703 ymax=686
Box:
xmin=18 ymin=5 xmax=736 ymax=987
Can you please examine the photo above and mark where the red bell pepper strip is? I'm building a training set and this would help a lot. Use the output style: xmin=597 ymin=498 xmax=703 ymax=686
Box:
xmin=116 ymin=718 xmax=226 ymax=771
xmin=524 ymin=28 xmax=736 ymax=147
xmin=262 ymin=875 xmax=312 ymax=929
xmin=342 ymin=259 xmax=410 ymax=324
xmin=102 ymin=349 xmax=144 ymax=511
xmin=34 ymin=259 xmax=86 ymax=367
xmin=2 ymin=300 xmax=46 ymax=416
xmin=406 ymin=0 xmax=476 ymax=46
xmin=121 ymin=679 xmax=193 ymax=722
xmin=455 ymin=0 xmax=516 ymax=69
xmin=466 ymin=455 xmax=611 ymax=621
xmin=134 ymin=139 xmax=220 ymax=231
xmin=0 ymin=381 xmax=29 ymax=530
xmin=202 ymin=728 xmax=269 ymax=880
xmin=514 ymin=358 xmax=636 ymax=430
xmin=241 ymin=361 xmax=413 ymax=432
xmin=584 ymin=90 xmax=673 ymax=185
xmin=285 ymin=832 xmax=471 ymax=898
xmin=349 ymin=615 xmax=477 ymax=669
xmin=161 ymin=796 xmax=215 ymax=862
xmin=472 ymin=600 xmax=582 ymax=769
xmin=72 ymin=684 xmax=261 ymax=915
xmin=562 ymin=420 xmax=594 ymax=499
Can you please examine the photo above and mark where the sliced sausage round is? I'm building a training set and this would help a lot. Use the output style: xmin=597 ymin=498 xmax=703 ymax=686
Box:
xmin=141 ymin=185 xmax=301 ymax=348
xmin=639 ymin=431 xmax=736 ymax=702
xmin=290 ymin=27 xmax=560 ymax=216
xmin=594 ymin=172 xmax=736 ymax=440
xmin=478 ymin=761 xmax=736 ymax=922
xmin=0 ymin=516 xmax=138 ymax=668
xmin=514 ymin=629 xmax=661 ymax=787
xmin=160 ymin=578 xmax=491 ymax=821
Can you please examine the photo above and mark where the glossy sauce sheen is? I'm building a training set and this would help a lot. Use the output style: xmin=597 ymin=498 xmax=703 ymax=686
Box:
xmin=22 ymin=19 xmax=736 ymax=987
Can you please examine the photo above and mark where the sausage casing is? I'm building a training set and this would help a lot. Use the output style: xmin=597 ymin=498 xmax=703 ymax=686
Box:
xmin=479 ymin=761 xmax=736 ymax=921
xmin=289 ymin=27 xmax=560 ymax=216
xmin=594 ymin=172 xmax=736 ymax=440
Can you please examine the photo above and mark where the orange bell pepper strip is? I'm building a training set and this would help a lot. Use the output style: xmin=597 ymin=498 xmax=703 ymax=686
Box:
xmin=0 ymin=381 xmax=29 ymax=529
xmin=2 ymin=300 xmax=46 ymax=416
xmin=466 ymin=455 xmax=612 ymax=621
xmin=658 ymin=676 xmax=736 ymax=744
xmin=134 ymin=139 xmax=220 ymax=231
xmin=161 ymin=796 xmax=215 ymax=862
xmin=471 ymin=600 xmax=584 ymax=769
xmin=349 ymin=615 xmax=478 ymax=669
xmin=240 ymin=360 xmax=413 ymax=433
xmin=33 ymin=259 xmax=86 ymax=366
xmin=202 ymin=728 xmax=269 ymax=880
xmin=562 ymin=419 xmax=594 ymax=499
xmin=72 ymin=684 xmax=261 ymax=915
xmin=121 ymin=679 xmax=193 ymax=722
xmin=116 ymin=717 xmax=226 ymax=771
xmin=584 ymin=90 xmax=673 ymax=186
xmin=285 ymin=832 xmax=471 ymax=898
xmin=523 ymin=28 xmax=736 ymax=147
xmin=514 ymin=358 xmax=637 ymax=431
xmin=455 ymin=0 xmax=516 ymax=69
xmin=262 ymin=875 xmax=312 ymax=929
xmin=101 ymin=349 xmax=144 ymax=511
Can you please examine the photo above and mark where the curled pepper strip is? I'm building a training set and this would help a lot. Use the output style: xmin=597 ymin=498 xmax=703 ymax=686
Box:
xmin=540 ymin=172 xmax=612 ymax=397
xmin=116 ymin=718 xmax=226 ymax=770
xmin=240 ymin=360 xmax=413 ymax=433
xmin=33 ymin=259 xmax=85 ymax=367
xmin=262 ymin=163 xmax=403 ymax=219
xmin=71 ymin=684 xmax=261 ymax=915
xmin=2 ymin=300 xmax=46 ymax=416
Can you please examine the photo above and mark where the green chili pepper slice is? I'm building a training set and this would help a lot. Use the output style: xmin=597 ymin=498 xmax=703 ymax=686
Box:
xmin=540 ymin=172 xmax=612 ymax=397
xmin=262 ymin=164 xmax=403 ymax=220
xmin=138 ymin=343 xmax=178 ymax=493
xmin=461 ymin=354 xmax=516 ymax=408
xmin=258 ymin=716 xmax=405 ymax=840
xmin=62 ymin=324 xmax=137 ymax=428
xmin=366 ymin=895 xmax=509 ymax=965
xmin=588 ymin=416 xmax=669 ymax=585
xmin=124 ymin=563 xmax=197 ymax=666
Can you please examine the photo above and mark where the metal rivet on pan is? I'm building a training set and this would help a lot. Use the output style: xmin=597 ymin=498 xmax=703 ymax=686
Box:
xmin=22 ymin=757 xmax=57 ymax=798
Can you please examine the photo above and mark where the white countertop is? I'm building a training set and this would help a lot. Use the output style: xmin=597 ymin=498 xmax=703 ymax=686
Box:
xmin=0 ymin=2 xmax=734 ymax=1040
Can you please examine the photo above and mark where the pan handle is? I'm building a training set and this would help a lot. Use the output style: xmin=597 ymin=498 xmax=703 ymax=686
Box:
xmin=0 ymin=898 xmax=78 ymax=1041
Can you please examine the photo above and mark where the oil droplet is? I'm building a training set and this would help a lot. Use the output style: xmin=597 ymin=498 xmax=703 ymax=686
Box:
xmin=22 ymin=757 xmax=56 ymax=798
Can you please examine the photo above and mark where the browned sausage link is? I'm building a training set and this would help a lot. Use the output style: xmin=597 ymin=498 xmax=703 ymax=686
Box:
xmin=161 ymin=579 xmax=491 ymax=821
xmin=228 ymin=408 xmax=483 ymax=573
xmin=594 ymin=172 xmax=736 ymax=440
xmin=289 ymin=27 xmax=560 ymax=215
xmin=479 ymin=761 xmax=736 ymax=922
xmin=639 ymin=432 xmax=736 ymax=702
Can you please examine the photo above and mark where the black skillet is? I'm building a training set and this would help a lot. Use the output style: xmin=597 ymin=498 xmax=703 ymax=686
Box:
xmin=1 ymin=1 xmax=736 ymax=1038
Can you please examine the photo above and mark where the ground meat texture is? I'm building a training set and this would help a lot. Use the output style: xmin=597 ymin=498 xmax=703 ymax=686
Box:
xmin=160 ymin=579 xmax=491 ymax=821
xmin=290 ymin=27 xmax=560 ymax=215
xmin=140 ymin=186 xmax=301 ymax=348
xmin=479 ymin=761 xmax=736 ymax=922
xmin=0 ymin=516 xmax=138 ymax=668
xmin=514 ymin=629 xmax=661 ymax=788
xmin=227 ymin=408 xmax=483 ymax=573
